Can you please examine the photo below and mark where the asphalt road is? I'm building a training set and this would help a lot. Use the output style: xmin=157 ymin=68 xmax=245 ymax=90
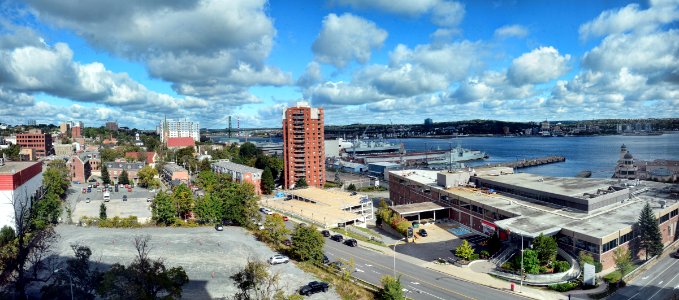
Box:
xmin=268 ymin=211 xmax=525 ymax=300
xmin=609 ymin=254 xmax=679 ymax=300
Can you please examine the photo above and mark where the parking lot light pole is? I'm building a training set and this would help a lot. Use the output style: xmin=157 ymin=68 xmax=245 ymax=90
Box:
xmin=393 ymin=238 xmax=405 ymax=277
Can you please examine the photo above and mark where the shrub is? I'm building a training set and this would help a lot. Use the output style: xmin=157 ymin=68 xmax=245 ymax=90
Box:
xmin=479 ymin=250 xmax=490 ymax=259
xmin=470 ymin=253 xmax=480 ymax=261
xmin=603 ymin=271 xmax=623 ymax=283
xmin=554 ymin=260 xmax=570 ymax=273
xmin=501 ymin=262 xmax=513 ymax=270
xmin=99 ymin=216 xmax=141 ymax=228
xmin=548 ymin=281 xmax=580 ymax=292
xmin=539 ymin=265 xmax=549 ymax=274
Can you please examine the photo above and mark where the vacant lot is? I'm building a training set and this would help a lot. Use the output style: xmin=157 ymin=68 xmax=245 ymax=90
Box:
xmin=67 ymin=183 xmax=155 ymax=223
xmin=55 ymin=225 xmax=340 ymax=300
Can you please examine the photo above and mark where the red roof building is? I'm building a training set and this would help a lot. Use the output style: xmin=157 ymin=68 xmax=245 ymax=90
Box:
xmin=125 ymin=152 xmax=158 ymax=166
xmin=166 ymin=137 xmax=195 ymax=149
xmin=0 ymin=161 xmax=43 ymax=230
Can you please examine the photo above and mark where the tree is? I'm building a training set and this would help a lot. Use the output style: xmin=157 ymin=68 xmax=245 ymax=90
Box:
xmin=118 ymin=170 xmax=130 ymax=185
xmin=43 ymin=161 xmax=70 ymax=198
xmin=455 ymin=239 xmax=475 ymax=261
xmin=101 ymin=164 xmax=111 ymax=185
xmin=199 ymin=158 xmax=211 ymax=172
xmin=0 ymin=143 xmax=20 ymax=160
xmin=100 ymin=203 xmax=107 ymax=220
xmin=238 ymin=142 xmax=259 ymax=160
xmin=172 ymin=184 xmax=194 ymax=219
xmin=176 ymin=147 xmax=195 ymax=164
xmin=578 ymin=251 xmax=603 ymax=273
xmin=41 ymin=244 xmax=103 ymax=300
xmin=193 ymin=193 xmax=222 ymax=224
xmin=100 ymin=148 xmax=121 ymax=162
xmin=98 ymin=236 xmax=189 ymax=299
xmin=217 ymin=181 xmax=258 ymax=227
xmin=231 ymin=258 xmax=283 ymax=300
xmin=151 ymin=191 xmax=177 ymax=225
xmin=376 ymin=198 xmax=391 ymax=226
xmin=290 ymin=224 xmax=325 ymax=263
xmin=613 ymin=247 xmax=633 ymax=277
xmin=376 ymin=275 xmax=405 ymax=300
xmin=260 ymin=214 xmax=290 ymax=246
xmin=0 ymin=226 xmax=15 ymax=247
xmin=137 ymin=166 xmax=159 ymax=188
xmin=32 ymin=192 xmax=62 ymax=229
xmin=295 ymin=177 xmax=308 ymax=189
xmin=532 ymin=233 xmax=558 ymax=266
xmin=195 ymin=170 xmax=219 ymax=192
xmin=261 ymin=167 xmax=275 ymax=195
xmin=638 ymin=202 xmax=664 ymax=259
xmin=347 ymin=183 xmax=357 ymax=191
xmin=523 ymin=249 xmax=540 ymax=274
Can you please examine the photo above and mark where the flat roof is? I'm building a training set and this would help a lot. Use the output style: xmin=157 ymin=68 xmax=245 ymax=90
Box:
xmin=287 ymin=187 xmax=367 ymax=209
xmin=391 ymin=202 xmax=448 ymax=215
xmin=476 ymin=172 xmax=618 ymax=199
xmin=0 ymin=161 xmax=39 ymax=174
xmin=211 ymin=160 xmax=263 ymax=174
xmin=262 ymin=198 xmax=362 ymax=226
xmin=163 ymin=163 xmax=187 ymax=172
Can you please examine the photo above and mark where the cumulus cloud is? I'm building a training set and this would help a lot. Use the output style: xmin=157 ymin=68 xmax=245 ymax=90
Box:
xmin=297 ymin=61 xmax=323 ymax=87
xmin=494 ymin=24 xmax=529 ymax=38
xmin=24 ymin=0 xmax=290 ymax=100
xmin=579 ymin=0 xmax=679 ymax=40
xmin=312 ymin=13 xmax=388 ymax=68
xmin=306 ymin=81 xmax=385 ymax=105
xmin=431 ymin=2 xmax=465 ymax=27
xmin=331 ymin=0 xmax=441 ymax=16
xmin=507 ymin=46 xmax=571 ymax=86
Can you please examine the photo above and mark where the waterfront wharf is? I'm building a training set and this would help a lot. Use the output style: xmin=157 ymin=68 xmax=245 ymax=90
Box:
xmin=484 ymin=156 xmax=566 ymax=169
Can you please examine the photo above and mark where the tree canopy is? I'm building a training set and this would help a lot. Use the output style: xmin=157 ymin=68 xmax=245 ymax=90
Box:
xmin=377 ymin=275 xmax=405 ymax=300
xmin=118 ymin=170 xmax=130 ymax=185
xmin=638 ymin=202 xmax=664 ymax=259
xmin=101 ymin=164 xmax=111 ymax=185
xmin=259 ymin=214 xmax=290 ymax=247
xmin=290 ymin=224 xmax=325 ymax=263
xmin=151 ymin=191 xmax=177 ymax=225
xmin=137 ymin=166 xmax=159 ymax=188
xmin=532 ymin=233 xmax=557 ymax=265
xmin=261 ymin=167 xmax=274 ymax=195
xmin=455 ymin=240 xmax=475 ymax=261
xmin=295 ymin=178 xmax=308 ymax=188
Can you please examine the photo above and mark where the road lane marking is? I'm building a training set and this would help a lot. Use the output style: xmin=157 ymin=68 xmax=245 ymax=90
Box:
xmin=411 ymin=282 xmax=420 ymax=285
xmin=326 ymin=244 xmax=477 ymax=300
xmin=659 ymin=281 xmax=663 ymax=285
xmin=407 ymin=285 xmax=446 ymax=300
xmin=642 ymin=276 xmax=649 ymax=280
xmin=630 ymin=258 xmax=679 ymax=299
xmin=648 ymin=270 xmax=679 ymax=300
xmin=355 ymin=268 xmax=364 ymax=273
xmin=365 ymin=264 xmax=373 ymax=267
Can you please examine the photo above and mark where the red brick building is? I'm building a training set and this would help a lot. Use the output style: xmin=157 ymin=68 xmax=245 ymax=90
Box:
xmin=67 ymin=155 xmax=90 ymax=183
xmin=282 ymin=102 xmax=325 ymax=189
xmin=16 ymin=129 xmax=53 ymax=159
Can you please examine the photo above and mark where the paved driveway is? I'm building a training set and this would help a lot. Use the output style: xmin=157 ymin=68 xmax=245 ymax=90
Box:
xmin=54 ymin=225 xmax=340 ymax=300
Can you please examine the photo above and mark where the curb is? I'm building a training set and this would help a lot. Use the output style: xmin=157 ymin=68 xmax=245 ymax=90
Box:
xmin=423 ymin=264 xmax=540 ymax=300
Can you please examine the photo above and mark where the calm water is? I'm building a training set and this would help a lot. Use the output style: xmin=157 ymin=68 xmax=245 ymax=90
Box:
xmin=218 ymin=134 xmax=679 ymax=178
xmin=387 ymin=133 xmax=679 ymax=178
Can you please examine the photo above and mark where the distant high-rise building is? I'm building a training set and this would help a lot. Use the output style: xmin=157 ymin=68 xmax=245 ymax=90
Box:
xmin=158 ymin=118 xmax=200 ymax=143
xmin=424 ymin=118 xmax=433 ymax=126
xmin=105 ymin=121 xmax=119 ymax=131
xmin=283 ymin=102 xmax=325 ymax=189
xmin=59 ymin=122 xmax=70 ymax=134
xmin=26 ymin=120 xmax=37 ymax=126
xmin=17 ymin=129 xmax=53 ymax=159
xmin=71 ymin=121 xmax=83 ymax=138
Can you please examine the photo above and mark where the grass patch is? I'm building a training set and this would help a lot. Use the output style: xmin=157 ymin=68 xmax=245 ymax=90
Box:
xmin=336 ymin=229 xmax=385 ymax=247
xmin=352 ymin=226 xmax=381 ymax=238
xmin=297 ymin=261 xmax=375 ymax=300
xmin=357 ymin=186 xmax=387 ymax=192
xmin=603 ymin=271 xmax=622 ymax=283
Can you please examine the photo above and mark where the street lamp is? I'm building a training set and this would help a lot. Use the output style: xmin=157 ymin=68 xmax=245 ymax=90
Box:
xmin=520 ymin=234 xmax=524 ymax=292
xmin=54 ymin=268 xmax=73 ymax=300
xmin=393 ymin=238 xmax=406 ymax=277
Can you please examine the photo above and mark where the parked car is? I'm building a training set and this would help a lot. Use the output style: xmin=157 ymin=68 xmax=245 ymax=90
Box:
xmin=259 ymin=208 xmax=267 ymax=213
xmin=321 ymin=230 xmax=331 ymax=237
xmin=122 ymin=195 xmax=127 ymax=201
xmin=268 ymin=255 xmax=290 ymax=265
xmin=282 ymin=215 xmax=288 ymax=221
xmin=215 ymin=224 xmax=223 ymax=231
xmin=283 ymin=239 xmax=292 ymax=247
xmin=222 ymin=219 xmax=235 ymax=226
xmin=673 ymin=248 xmax=679 ymax=258
xmin=85 ymin=197 xmax=91 ymax=203
xmin=343 ymin=239 xmax=357 ymax=247
xmin=418 ymin=229 xmax=428 ymax=237
xmin=322 ymin=254 xmax=329 ymax=264
xmin=146 ymin=197 xmax=151 ymax=202
xmin=299 ymin=281 xmax=329 ymax=296
xmin=82 ymin=188 xmax=87 ymax=194
xmin=330 ymin=234 xmax=343 ymax=242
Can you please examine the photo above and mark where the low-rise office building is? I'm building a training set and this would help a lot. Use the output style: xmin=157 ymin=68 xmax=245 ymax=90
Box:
xmin=0 ymin=160 xmax=43 ymax=230
xmin=388 ymin=168 xmax=679 ymax=270
xmin=16 ymin=129 xmax=52 ymax=159
xmin=162 ymin=163 xmax=189 ymax=186
xmin=211 ymin=160 xmax=263 ymax=195
xmin=54 ymin=144 xmax=74 ymax=156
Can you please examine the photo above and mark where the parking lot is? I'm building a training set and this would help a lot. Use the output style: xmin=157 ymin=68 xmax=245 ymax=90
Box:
xmin=396 ymin=223 xmax=470 ymax=262
xmin=55 ymin=225 xmax=340 ymax=300
xmin=68 ymin=183 xmax=155 ymax=223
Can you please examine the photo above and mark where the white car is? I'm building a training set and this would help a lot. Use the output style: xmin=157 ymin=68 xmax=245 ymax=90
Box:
xmin=268 ymin=255 xmax=289 ymax=265
xmin=260 ymin=207 xmax=273 ymax=215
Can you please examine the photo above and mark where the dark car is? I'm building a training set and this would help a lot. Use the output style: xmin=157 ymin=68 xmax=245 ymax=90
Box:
xmin=122 ymin=195 xmax=127 ymax=201
xmin=299 ymin=281 xmax=329 ymax=296
xmin=321 ymin=230 xmax=331 ymax=237
xmin=222 ymin=219 xmax=235 ymax=226
xmin=674 ymin=248 xmax=679 ymax=258
xmin=418 ymin=229 xmax=428 ymax=237
xmin=283 ymin=239 xmax=292 ymax=246
xmin=343 ymin=239 xmax=357 ymax=247
xmin=322 ymin=254 xmax=329 ymax=264
xmin=330 ymin=234 xmax=343 ymax=242
xmin=215 ymin=224 xmax=223 ymax=231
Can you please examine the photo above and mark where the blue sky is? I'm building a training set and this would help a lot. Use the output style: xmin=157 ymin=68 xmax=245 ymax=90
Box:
xmin=0 ymin=0 xmax=677 ymax=129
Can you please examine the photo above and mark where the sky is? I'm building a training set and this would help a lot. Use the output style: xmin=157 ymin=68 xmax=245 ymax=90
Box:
xmin=0 ymin=0 xmax=677 ymax=129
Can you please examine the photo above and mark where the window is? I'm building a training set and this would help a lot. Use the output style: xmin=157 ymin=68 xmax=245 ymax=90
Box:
xmin=575 ymin=239 xmax=599 ymax=254
xmin=659 ymin=213 xmax=670 ymax=224
xmin=602 ymin=239 xmax=618 ymax=253
xmin=671 ymin=209 xmax=678 ymax=218
xmin=620 ymin=231 xmax=633 ymax=244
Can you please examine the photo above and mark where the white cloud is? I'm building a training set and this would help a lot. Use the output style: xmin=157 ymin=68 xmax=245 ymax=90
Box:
xmin=507 ymin=46 xmax=571 ymax=86
xmin=306 ymin=81 xmax=385 ymax=105
xmin=355 ymin=64 xmax=449 ymax=97
xmin=312 ymin=13 xmax=388 ymax=68
xmin=297 ymin=61 xmax=323 ymax=87
xmin=494 ymin=24 xmax=529 ymax=39
xmin=331 ymin=0 xmax=441 ymax=16
xmin=431 ymin=2 xmax=465 ymax=27
xmin=578 ymin=1 xmax=679 ymax=40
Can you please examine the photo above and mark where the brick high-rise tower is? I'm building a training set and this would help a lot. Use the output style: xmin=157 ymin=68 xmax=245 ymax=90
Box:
xmin=283 ymin=102 xmax=325 ymax=189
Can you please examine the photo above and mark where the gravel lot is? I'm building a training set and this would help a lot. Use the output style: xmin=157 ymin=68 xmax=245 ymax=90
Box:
xmin=55 ymin=225 xmax=340 ymax=300
xmin=66 ymin=183 xmax=155 ymax=223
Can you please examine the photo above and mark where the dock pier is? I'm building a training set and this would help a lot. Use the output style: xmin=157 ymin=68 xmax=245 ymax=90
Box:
xmin=486 ymin=156 xmax=566 ymax=169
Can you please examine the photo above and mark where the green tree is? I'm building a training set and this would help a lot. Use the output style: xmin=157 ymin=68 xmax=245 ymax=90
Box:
xmin=137 ymin=165 xmax=159 ymax=188
xmin=118 ymin=170 xmax=130 ymax=185
xmin=176 ymin=147 xmax=195 ymax=164
xmin=32 ymin=192 xmax=62 ymax=229
xmin=578 ymin=251 xmax=603 ymax=273
xmin=376 ymin=275 xmax=405 ymax=300
xmin=260 ymin=214 xmax=290 ymax=246
xmin=193 ymin=193 xmax=222 ymax=223
xmin=195 ymin=170 xmax=220 ymax=192
xmin=98 ymin=236 xmax=189 ymax=299
xmin=523 ymin=249 xmax=540 ymax=274
xmin=347 ymin=183 xmax=357 ymax=191
xmin=261 ymin=167 xmax=275 ymax=195
xmin=231 ymin=258 xmax=284 ymax=300
xmin=199 ymin=158 xmax=211 ymax=172
xmin=455 ymin=240 xmax=475 ymax=261
xmin=41 ymin=244 xmax=102 ymax=300
xmin=613 ymin=247 xmax=633 ymax=276
xmin=638 ymin=202 xmax=664 ymax=259
xmin=172 ymin=184 xmax=194 ymax=219
xmin=101 ymin=164 xmax=111 ymax=185
xmin=151 ymin=191 xmax=177 ymax=225
xmin=0 ymin=143 xmax=20 ymax=160
xmin=100 ymin=148 xmax=121 ymax=162
xmin=295 ymin=177 xmax=308 ymax=188
xmin=217 ymin=181 xmax=258 ymax=227
xmin=100 ymin=203 xmax=107 ymax=220
xmin=290 ymin=224 xmax=325 ymax=263
xmin=0 ymin=226 xmax=15 ymax=246
xmin=532 ymin=233 xmax=558 ymax=266
xmin=238 ymin=142 xmax=259 ymax=160
xmin=376 ymin=198 xmax=391 ymax=226
xmin=43 ymin=160 xmax=70 ymax=198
